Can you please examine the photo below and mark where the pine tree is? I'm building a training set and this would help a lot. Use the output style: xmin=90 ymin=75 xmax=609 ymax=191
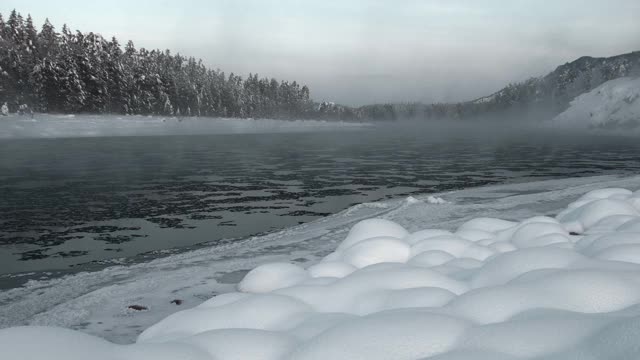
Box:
xmin=24 ymin=15 xmax=37 ymax=51
xmin=32 ymin=19 xmax=61 ymax=111
xmin=105 ymin=36 xmax=126 ymax=113
xmin=6 ymin=10 xmax=23 ymax=44
xmin=37 ymin=19 xmax=57 ymax=57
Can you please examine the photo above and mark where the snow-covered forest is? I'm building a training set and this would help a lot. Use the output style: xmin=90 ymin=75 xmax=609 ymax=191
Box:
xmin=0 ymin=10 xmax=314 ymax=118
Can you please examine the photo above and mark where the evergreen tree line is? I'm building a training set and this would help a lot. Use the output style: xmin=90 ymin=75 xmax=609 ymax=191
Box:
xmin=0 ymin=10 xmax=314 ymax=118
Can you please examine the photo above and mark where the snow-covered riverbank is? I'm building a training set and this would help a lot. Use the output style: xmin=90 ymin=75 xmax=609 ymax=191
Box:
xmin=3 ymin=174 xmax=640 ymax=359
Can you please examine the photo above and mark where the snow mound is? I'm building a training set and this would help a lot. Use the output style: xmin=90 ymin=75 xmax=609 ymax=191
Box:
xmin=553 ymin=77 xmax=640 ymax=130
xmin=238 ymin=263 xmax=308 ymax=293
xmin=5 ymin=185 xmax=640 ymax=359
xmin=337 ymin=218 xmax=409 ymax=250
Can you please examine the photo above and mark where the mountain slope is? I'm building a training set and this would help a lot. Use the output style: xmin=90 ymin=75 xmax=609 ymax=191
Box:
xmin=553 ymin=76 xmax=640 ymax=129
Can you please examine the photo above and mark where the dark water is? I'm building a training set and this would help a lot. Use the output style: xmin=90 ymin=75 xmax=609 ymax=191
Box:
xmin=1 ymin=123 xmax=640 ymax=282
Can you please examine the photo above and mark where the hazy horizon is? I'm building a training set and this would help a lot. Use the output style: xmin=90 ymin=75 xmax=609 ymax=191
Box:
xmin=3 ymin=0 xmax=640 ymax=106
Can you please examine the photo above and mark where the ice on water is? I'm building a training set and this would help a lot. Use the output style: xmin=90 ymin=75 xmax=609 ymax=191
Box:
xmin=4 ymin=176 xmax=640 ymax=359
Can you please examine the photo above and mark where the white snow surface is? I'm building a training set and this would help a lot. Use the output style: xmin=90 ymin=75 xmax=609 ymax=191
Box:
xmin=553 ymin=76 xmax=640 ymax=130
xmin=4 ymin=175 xmax=640 ymax=359
xmin=0 ymin=114 xmax=368 ymax=139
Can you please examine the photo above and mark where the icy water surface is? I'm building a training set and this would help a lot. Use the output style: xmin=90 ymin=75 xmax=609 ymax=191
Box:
xmin=1 ymin=118 xmax=640 ymax=286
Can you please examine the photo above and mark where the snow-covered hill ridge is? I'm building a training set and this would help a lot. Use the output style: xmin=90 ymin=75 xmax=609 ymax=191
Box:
xmin=5 ymin=182 xmax=640 ymax=359
xmin=553 ymin=76 xmax=640 ymax=129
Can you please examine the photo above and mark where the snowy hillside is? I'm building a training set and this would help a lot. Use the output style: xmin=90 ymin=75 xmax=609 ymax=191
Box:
xmin=3 ymin=175 xmax=640 ymax=359
xmin=553 ymin=77 xmax=640 ymax=129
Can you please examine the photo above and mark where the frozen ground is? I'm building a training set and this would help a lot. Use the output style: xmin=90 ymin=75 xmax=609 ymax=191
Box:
xmin=553 ymin=76 xmax=640 ymax=130
xmin=3 ymin=174 xmax=640 ymax=359
xmin=0 ymin=114 xmax=368 ymax=139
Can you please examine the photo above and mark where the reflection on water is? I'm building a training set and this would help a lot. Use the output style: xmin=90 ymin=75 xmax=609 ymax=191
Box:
xmin=1 ymin=123 xmax=639 ymax=279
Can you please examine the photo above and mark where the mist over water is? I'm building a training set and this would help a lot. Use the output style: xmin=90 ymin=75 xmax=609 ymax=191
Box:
xmin=0 ymin=114 xmax=368 ymax=139
xmin=1 ymin=115 xmax=639 ymax=287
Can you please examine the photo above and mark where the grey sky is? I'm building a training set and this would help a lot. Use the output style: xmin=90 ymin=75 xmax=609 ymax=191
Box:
xmin=3 ymin=0 xmax=640 ymax=105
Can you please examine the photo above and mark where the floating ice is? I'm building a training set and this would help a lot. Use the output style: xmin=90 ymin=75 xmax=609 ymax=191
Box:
xmin=5 ymin=183 xmax=640 ymax=359
xmin=405 ymin=195 xmax=447 ymax=205
xmin=426 ymin=195 xmax=448 ymax=204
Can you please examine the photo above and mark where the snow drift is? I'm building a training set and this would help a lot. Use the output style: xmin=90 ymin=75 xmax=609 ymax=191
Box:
xmin=4 ymin=180 xmax=640 ymax=359
xmin=553 ymin=76 xmax=640 ymax=130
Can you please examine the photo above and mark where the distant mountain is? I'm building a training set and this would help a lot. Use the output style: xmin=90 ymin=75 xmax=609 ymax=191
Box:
xmin=317 ymin=51 xmax=640 ymax=122
xmin=466 ymin=51 xmax=640 ymax=119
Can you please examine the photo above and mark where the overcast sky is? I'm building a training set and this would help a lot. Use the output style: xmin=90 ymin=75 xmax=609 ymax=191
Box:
xmin=3 ymin=0 xmax=640 ymax=105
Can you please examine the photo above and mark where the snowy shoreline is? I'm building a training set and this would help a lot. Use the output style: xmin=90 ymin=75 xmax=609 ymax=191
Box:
xmin=3 ymin=174 xmax=640 ymax=359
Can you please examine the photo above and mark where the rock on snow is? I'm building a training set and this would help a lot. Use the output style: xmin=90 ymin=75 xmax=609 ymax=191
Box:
xmin=4 ymin=187 xmax=640 ymax=359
